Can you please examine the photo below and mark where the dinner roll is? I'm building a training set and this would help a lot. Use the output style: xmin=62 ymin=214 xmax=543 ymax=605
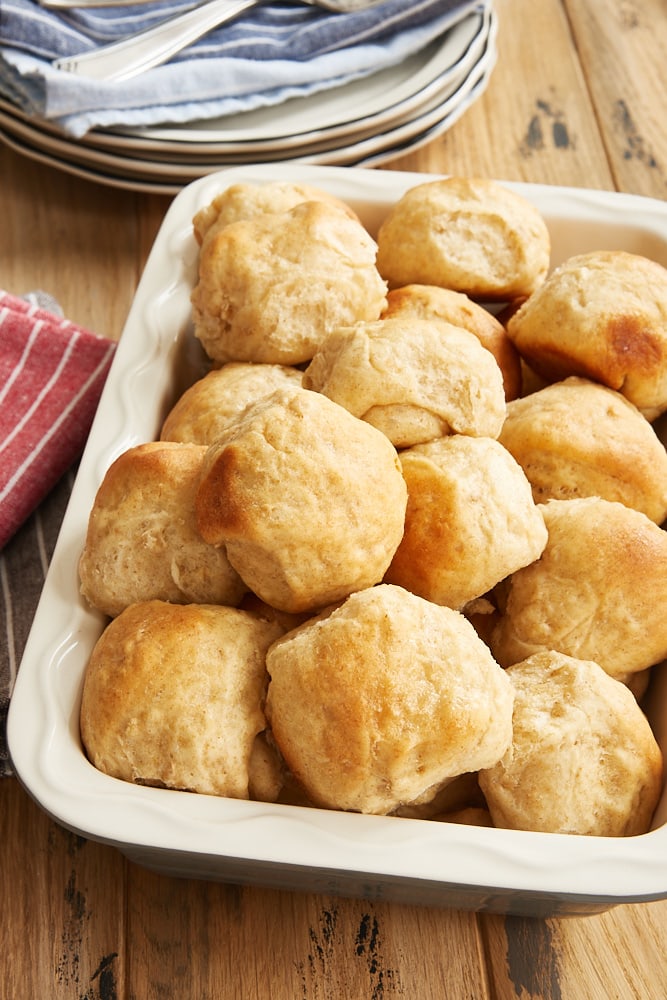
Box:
xmin=265 ymin=584 xmax=514 ymax=815
xmin=394 ymin=771 xmax=487 ymax=820
xmin=478 ymin=650 xmax=663 ymax=836
xmin=498 ymin=376 xmax=667 ymax=523
xmin=80 ymin=600 xmax=284 ymax=798
xmin=192 ymin=180 xmax=358 ymax=244
xmin=191 ymin=200 xmax=387 ymax=365
xmin=160 ymin=361 xmax=303 ymax=445
xmin=385 ymin=436 xmax=547 ymax=610
xmin=491 ymin=497 xmax=667 ymax=679
xmin=436 ymin=807 xmax=494 ymax=827
xmin=381 ymin=283 xmax=522 ymax=400
xmin=303 ymin=317 xmax=506 ymax=448
xmin=506 ymin=250 xmax=667 ymax=420
xmin=238 ymin=591 xmax=312 ymax=635
xmin=195 ymin=387 xmax=408 ymax=613
xmin=79 ymin=442 xmax=245 ymax=618
xmin=375 ymin=176 xmax=550 ymax=299
xmin=247 ymin=731 xmax=286 ymax=804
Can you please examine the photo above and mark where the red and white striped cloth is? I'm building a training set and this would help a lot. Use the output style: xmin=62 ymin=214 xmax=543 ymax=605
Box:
xmin=0 ymin=290 xmax=116 ymax=550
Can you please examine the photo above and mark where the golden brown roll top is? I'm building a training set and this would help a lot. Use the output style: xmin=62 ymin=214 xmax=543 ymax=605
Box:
xmin=160 ymin=361 xmax=303 ymax=445
xmin=479 ymin=650 xmax=663 ymax=837
xmin=80 ymin=600 xmax=284 ymax=798
xmin=79 ymin=441 xmax=246 ymax=618
xmin=385 ymin=435 xmax=547 ymax=610
xmin=506 ymin=250 xmax=667 ymax=420
xmin=265 ymin=584 xmax=515 ymax=815
xmin=191 ymin=200 xmax=387 ymax=366
xmin=498 ymin=375 xmax=667 ymax=523
xmin=195 ymin=386 xmax=408 ymax=614
xmin=192 ymin=179 xmax=360 ymax=245
xmin=303 ymin=316 xmax=507 ymax=448
xmin=381 ymin=283 xmax=522 ymax=400
xmin=491 ymin=496 xmax=667 ymax=679
xmin=375 ymin=176 xmax=550 ymax=300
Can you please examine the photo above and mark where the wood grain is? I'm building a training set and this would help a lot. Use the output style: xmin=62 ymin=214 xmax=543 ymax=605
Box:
xmin=0 ymin=778 xmax=126 ymax=1000
xmin=0 ymin=152 xmax=150 ymax=338
xmin=482 ymin=903 xmax=667 ymax=1000
xmin=564 ymin=0 xmax=667 ymax=199
xmin=3 ymin=0 xmax=667 ymax=997
xmin=126 ymin=870 xmax=492 ymax=999
xmin=389 ymin=0 xmax=613 ymax=189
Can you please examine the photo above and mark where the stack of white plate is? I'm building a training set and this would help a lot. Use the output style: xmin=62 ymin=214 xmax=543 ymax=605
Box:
xmin=0 ymin=4 xmax=496 ymax=193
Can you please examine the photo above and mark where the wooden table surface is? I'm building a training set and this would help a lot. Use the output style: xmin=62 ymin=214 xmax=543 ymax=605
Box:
xmin=2 ymin=0 xmax=667 ymax=996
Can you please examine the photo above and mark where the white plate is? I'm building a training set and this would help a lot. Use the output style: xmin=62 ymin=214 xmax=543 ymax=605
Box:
xmin=0 ymin=63 xmax=489 ymax=191
xmin=296 ymin=45 xmax=494 ymax=166
xmin=112 ymin=7 xmax=487 ymax=148
xmin=0 ymin=22 xmax=495 ymax=192
xmin=0 ymin=5 xmax=487 ymax=171
xmin=9 ymin=164 xmax=667 ymax=917
xmin=0 ymin=35 xmax=491 ymax=176
xmin=91 ymin=10 xmax=490 ymax=162
xmin=0 ymin=126 xmax=179 ymax=194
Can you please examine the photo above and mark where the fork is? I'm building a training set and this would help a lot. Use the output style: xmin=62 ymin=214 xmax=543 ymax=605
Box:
xmin=51 ymin=0 xmax=386 ymax=82
xmin=40 ymin=0 xmax=162 ymax=6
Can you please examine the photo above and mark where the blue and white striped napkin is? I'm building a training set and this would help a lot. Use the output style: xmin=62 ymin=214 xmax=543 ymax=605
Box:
xmin=0 ymin=0 xmax=483 ymax=136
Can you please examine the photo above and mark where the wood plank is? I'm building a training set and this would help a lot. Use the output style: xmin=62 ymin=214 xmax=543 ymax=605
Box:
xmin=4 ymin=1 xmax=667 ymax=996
xmin=126 ymin=866 xmax=492 ymax=999
xmin=557 ymin=903 xmax=667 ymax=998
xmin=0 ymin=147 xmax=145 ymax=338
xmin=481 ymin=901 xmax=667 ymax=1000
xmin=387 ymin=0 xmax=614 ymax=189
xmin=0 ymin=778 xmax=126 ymax=999
xmin=481 ymin=914 xmax=567 ymax=1000
xmin=564 ymin=0 xmax=667 ymax=199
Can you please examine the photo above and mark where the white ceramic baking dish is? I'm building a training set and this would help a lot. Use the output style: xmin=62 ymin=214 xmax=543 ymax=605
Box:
xmin=8 ymin=164 xmax=667 ymax=917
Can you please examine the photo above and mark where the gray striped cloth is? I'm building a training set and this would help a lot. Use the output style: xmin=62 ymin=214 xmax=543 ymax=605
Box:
xmin=0 ymin=467 xmax=74 ymax=776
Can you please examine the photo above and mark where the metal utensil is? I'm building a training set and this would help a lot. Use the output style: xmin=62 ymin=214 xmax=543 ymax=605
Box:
xmin=40 ymin=0 xmax=161 ymax=7
xmin=51 ymin=0 xmax=386 ymax=82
